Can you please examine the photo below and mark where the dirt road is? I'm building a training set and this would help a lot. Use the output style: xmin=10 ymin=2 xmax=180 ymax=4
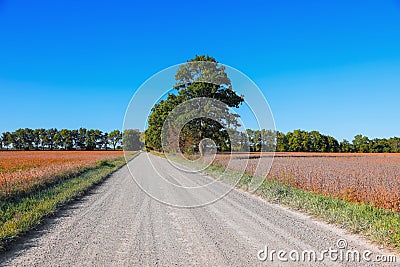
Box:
xmin=1 ymin=153 xmax=394 ymax=266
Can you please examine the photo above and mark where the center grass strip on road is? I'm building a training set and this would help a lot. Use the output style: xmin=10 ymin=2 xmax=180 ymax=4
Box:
xmin=0 ymin=152 xmax=139 ymax=251
xmin=201 ymin=164 xmax=400 ymax=253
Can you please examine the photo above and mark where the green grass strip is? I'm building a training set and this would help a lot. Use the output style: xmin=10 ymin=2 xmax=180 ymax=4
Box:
xmin=0 ymin=153 xmax=139 ymax=251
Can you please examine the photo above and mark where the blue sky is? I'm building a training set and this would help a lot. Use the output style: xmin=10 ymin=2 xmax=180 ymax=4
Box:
xmin=0 ymin=0 xmax=399 ymax=141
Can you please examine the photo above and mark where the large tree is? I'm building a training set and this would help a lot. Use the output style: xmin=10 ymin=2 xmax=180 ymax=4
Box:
xmin=145 ymin=55 xmax=244 ymax=154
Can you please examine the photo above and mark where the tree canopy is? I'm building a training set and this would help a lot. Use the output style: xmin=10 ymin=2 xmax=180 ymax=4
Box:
xmin=145 ymin=55 xmax=244 ymax=154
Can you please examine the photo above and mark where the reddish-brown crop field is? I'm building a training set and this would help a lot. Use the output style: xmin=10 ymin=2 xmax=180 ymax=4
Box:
xmin=0 ymin=151 xmax=123 ymax=199
xmin=215 ymin=153 xmax=400 ymax=212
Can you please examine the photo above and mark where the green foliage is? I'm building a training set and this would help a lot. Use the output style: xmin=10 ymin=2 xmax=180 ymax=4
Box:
xmin=340 ymin=139 xmax=353 ymax=152
xmin=108 ymin=130 xmax=122 ymax=150
xmin=274 ymin=130 xmax=396 ymax=153
xmin=248 ymin=129 xmax=339 ymax=153
xmin=146 ymin=94 xmax=183 ymax=151
xmin=353 ymin=134 xmax=370 ymax=153
xmin=245 ymin=129 xmax=400 ymax=153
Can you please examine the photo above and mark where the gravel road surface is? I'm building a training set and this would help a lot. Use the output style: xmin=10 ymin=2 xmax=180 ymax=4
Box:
xmin=1 ymin=153 xmax=395 ymax=266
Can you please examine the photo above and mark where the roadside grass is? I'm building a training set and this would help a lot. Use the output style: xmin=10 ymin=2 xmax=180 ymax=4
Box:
xmin=202 ymin=164 xmax=400 ymax=251
xmin=155 ymin=152 xmax=400 ymax=252
xmin=0 ymin=152 xmax=138 ymax=251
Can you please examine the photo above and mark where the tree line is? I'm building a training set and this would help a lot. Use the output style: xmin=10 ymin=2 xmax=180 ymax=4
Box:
xmin=1 ymin=127 xmax=398 ymax=153
xmin=0 ymin=128 xmax=143 ymax=151
xmin=245 ymin=129 xmax=400 ymax=153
